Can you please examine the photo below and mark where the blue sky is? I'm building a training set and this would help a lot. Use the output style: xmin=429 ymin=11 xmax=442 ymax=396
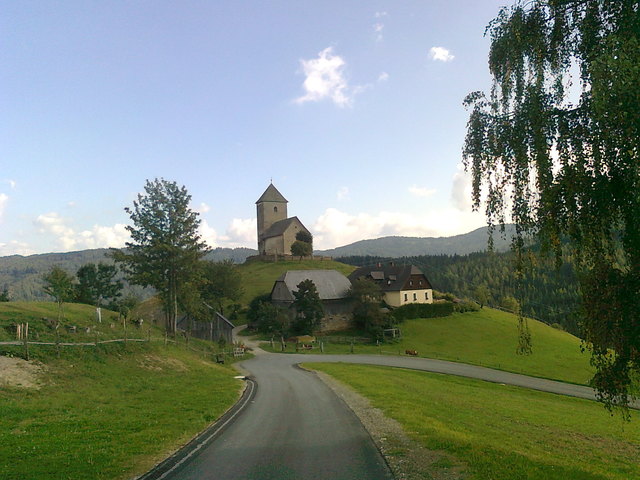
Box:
xmin=1 ymin=0 xmax=507 ymax=255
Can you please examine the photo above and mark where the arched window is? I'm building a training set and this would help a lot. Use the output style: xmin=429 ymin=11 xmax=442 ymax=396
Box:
xmin=274 ymin=206 xmax=278 ymax=213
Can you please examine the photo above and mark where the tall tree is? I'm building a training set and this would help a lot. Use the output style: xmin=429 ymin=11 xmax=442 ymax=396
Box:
xmin=199 ymin=260 xmax=244 ymax=315
xmin=75 ymin=263 xmax=123 ymax=308
xmin=349 ymin=277 xmax=388 ymax=336
xmin=111 ymin=178 xmax=209 ymax=334
xmin=292 ymin=279 xmax=324 ymax=335
xmin=463 ymin=0 xmax=639 ymax=410
xmin=43 ymin=266 xmax=75 ymax=325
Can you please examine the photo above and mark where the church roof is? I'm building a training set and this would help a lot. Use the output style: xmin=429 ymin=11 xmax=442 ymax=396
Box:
xmin=256 ymin=183 xmax=288 ymax=204
xmin=262 ymin=216 xmax=308 ymax=239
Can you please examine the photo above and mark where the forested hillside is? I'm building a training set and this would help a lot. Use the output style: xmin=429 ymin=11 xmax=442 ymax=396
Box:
xmin=0 ymin=247 xmax=257 ymax=301
xmin=339 ymin=250 xmax=582 ymax=336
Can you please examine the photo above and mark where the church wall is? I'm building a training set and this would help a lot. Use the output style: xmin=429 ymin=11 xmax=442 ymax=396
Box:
xmin=264 ymin=235 xmax=285 ymax=255
xmin=282 ymin=220 xmax=307 ymax=255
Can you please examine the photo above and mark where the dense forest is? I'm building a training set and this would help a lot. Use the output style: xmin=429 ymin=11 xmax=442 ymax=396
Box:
xmin=338 ymin=250 xmax=583 ymax=337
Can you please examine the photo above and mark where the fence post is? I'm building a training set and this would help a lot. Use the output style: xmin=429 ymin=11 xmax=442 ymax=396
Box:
xmin=165 ymin=330 xmax=168 ymax=346
xmin=320 ymin=341 xmax=324 ymax=353
xmin=23 ymin=323 xmax=29 ymax=361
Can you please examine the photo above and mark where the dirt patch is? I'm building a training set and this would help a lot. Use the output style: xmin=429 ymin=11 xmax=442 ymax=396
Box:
xmin=0 ymin=355 xmax=46 ymax=389
xmin=314 ymin=370 xmax=467 ymax=480
xmin=138 ymin=355 xmax=189 ymax=372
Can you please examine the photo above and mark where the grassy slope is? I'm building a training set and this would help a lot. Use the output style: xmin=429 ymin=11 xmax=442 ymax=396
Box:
xmin=309 ymin=363 xmax=640 ymax=480
xmin=237 ymin=258 xmax=355 ymax=304
xmin=262 ymin=307 xmax=594 ymax=385
xmin=0 ymin=302 xmax=243 ymax=480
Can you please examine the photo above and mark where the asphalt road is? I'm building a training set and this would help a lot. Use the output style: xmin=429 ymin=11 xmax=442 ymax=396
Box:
xmin=164 ymin=352 xmax=394 ymax=480
xmin=158 ymin=350 xmax=637 ymax=480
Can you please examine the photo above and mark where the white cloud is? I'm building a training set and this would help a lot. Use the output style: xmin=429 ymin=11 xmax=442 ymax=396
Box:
xmin=34 ymin=212 xmax=130 ymax=251
xmin=337 ymin=186 xmax=350 ymax=201
xmin=312 ymin=207 xmax=485 ymax=250
xmin=0 ymin=241 xmax=35 ymax=256
xmin=375 ymin=11 xmax=387 ymax=18
xmin=0 ymin=193 xmax=8 ymax=220
xmin=408 ymin=185 xmax=436 ymax=198
xmin=199 ymin=219 xmax=219 ymax=249
xmin=196 ymin=202 xmax=211 ymax=214
xmin=223 ymin=218 xmax=257 ymax=247
xmin=373 ymin=22 xmax=384 ymax=41
xmin=4 ymin=179 xmax=16 ymax=189
xmin=451 ymin=164 xmax=474 ymax=211
xmin=378 ymin=71 xmax=389 ymax=82
xmin=429 ymin=46 xmax=455 ymax=62
xmin=76 ymin=224 xmax=130 ymax=250
xmin=295 ymin=47 xmax=352 ymax=107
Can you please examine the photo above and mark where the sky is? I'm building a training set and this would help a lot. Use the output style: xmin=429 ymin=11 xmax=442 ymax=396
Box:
xmin=1 ymin=0 xmax=509 ymax=256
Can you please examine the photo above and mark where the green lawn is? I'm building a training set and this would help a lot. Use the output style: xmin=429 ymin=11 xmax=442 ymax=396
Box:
xmin=0 ymin=344 xmax=242 ymax=480
xmin=238 ymin=258 xmax=355 ymax=304
xmin=308 ymin=363 xmax=640 ymax=480
xmin=260 ymin=308 xmax=594 ymax=385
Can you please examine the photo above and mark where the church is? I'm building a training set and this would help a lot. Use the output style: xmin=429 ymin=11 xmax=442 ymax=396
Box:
xmin=256 ymin=184 xmax=312 ymax=256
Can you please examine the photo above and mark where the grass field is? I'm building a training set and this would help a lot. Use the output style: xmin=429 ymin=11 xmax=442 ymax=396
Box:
xmin=0 ymin=301 xmax=245 ymax=480
xmin=308 ymin=363 xmax=640 ymax=480
xmin=237 ymin=258 xmax=355 ymax=304
xmin=260 ymin=307 xmax=594 ymax=385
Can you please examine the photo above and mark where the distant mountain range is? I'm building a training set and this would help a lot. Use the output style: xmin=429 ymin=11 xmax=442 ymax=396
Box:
xmin=0 ymin=226 xmax=515 ymax=301
xmin=316 ymin=225 xmax=516 ymax=258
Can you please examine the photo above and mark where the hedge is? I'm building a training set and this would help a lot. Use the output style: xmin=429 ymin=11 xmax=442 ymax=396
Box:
xmin=391 ymin=302 xmax=454 ymax=321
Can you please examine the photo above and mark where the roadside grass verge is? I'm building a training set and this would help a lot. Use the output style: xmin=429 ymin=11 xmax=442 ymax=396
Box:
xmin=258 ymin=308 xmax=593 ymax=385
xmin=307 ymin=363 xmax=640 ymax=480
xmin=0 ymin=342 xmax=243 ymax=480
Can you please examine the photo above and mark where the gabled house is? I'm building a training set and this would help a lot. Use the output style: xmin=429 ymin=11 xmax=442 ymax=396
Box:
xmin=348 ymin=263 xmax=433 ymax=307
xmin=271 ymin=269 xmax=353 ymax=331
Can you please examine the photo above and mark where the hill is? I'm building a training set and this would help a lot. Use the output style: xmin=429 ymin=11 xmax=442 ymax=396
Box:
xmin=237 ymin=258 xmax=356 ymax=304
xmin=0 ymin=247 xmax=256 ymax=302
xmin=0 ymin=301 xmax=243 ymax=480
xmin=316 ymin=225 xmax=516 ymax=258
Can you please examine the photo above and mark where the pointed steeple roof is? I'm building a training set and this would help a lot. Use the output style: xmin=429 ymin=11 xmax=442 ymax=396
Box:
xmin=256 ymin=183 xmax=288 ymax=204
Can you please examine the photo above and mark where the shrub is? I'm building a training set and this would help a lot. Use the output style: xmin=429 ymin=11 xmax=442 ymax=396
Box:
xmin=453 ymin=301 xmax=480 ymax=313
xmin=391 ymin=302 xmax=454 ymax=322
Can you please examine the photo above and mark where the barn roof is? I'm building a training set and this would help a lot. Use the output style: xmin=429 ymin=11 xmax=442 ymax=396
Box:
xmin=271 ymin=270 xmax=352 ymax=302
xmin=256 ymin=183 xmax=288 ymax=204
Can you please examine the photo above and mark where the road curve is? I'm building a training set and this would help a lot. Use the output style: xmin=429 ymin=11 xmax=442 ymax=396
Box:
xmin=157 ymin=350 xmax=637 ymax=479
xmin=163 ymin=352 xmax=394 ymax=480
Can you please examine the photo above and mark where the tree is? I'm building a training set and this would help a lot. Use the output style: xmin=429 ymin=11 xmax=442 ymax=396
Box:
xmin=199 ymin=260 xmax=244 ymax=315
xmin=473 ymin=284 xmax=490 ymax=309
xmin=75 ymin=263 xmax=123 ymax=308
xmin=463 ymin=0 xmax=639 ymax=411
xmin=111 ymin=178 xmax=209 ymax=334
xmin=291 ymin=240 xmax=312 ymax=259
xmin=296 ymin=230 xmax=313 ymax=245
xmin=349 ymin=277 xmax=388 ymax=336
xmin=0 ymin=287 xmax=9 ymax=302
xmin=291 ymin=279 xmax=324 ymax=335
xmin=43 ymin=266 xmax=75 ymax=325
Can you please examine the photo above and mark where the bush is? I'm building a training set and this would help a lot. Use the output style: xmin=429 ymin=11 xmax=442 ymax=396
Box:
xmin=391 ymin=302 xmax=454 ymax=322
xmin=453 ymin=301 xmax=480 ymax=313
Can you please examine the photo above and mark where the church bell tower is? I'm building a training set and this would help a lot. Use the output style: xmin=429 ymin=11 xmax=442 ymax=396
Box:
xmin=256 ymin=183 xmax=288 ymax=254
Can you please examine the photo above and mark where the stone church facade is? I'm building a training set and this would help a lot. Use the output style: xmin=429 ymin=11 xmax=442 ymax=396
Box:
xmin=256 ymin=184 xmax=311 ymax=256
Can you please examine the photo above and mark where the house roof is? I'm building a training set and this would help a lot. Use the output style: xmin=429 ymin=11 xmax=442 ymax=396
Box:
xmin=348 ymin=264 xmax=433 ymax=292
xmin=272 ymin=270 xmax=352 ymax=302
xmin=262 ymin=216 xmax=307 ymax=239
xmin=256 ymin=183 xmax=288 ymax=204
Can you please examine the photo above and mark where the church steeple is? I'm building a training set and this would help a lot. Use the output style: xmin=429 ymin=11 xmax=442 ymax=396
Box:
xmin=256 ymin=183 xmax=288 ymax=254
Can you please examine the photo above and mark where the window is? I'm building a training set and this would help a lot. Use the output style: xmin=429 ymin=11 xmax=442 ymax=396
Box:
xmin=413 ymin=293 xmax=417 ymax=301
xmin=409 ymin=280 xmax=413 ymax=286
xmin=274 ymin=206 xmax=278 ymax=212
xmin=404 ymin=293 xmax=408 ymax=302
xmin=425 ymin=292 xmax=429 ymax=300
